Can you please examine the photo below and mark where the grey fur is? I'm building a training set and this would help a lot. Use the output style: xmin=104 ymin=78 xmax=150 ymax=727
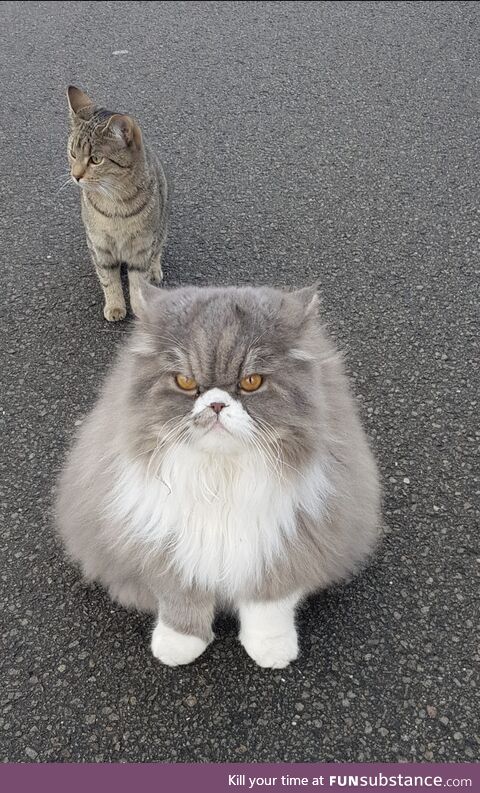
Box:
xmin=67 ymin=86 xmax=169 ymax=321
xmin=56 ymin=285 xmax=381 ymax=659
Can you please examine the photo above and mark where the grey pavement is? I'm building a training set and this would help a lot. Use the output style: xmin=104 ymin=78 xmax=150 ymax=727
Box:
xmin=1 ymin=0 xmax=479 ymax=763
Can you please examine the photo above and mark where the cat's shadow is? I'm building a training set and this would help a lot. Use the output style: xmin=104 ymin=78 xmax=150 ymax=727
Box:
xmin=212 ymin=610 xmax=239 ymax=638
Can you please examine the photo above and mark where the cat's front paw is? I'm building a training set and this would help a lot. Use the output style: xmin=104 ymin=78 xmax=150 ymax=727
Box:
xmin=148 ymin=268 xmax=163 ymax=286
xmin=240 ymin=629 xmax=299 ymax=669
xmin=104 ymin=304 xmax=127 ymax=322
xmin=151 ymin=620 xmax=209 ymax=667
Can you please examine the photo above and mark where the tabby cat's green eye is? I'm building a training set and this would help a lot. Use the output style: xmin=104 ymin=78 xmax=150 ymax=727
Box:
xmin=90 ymin=154 xmax=103 ymax=165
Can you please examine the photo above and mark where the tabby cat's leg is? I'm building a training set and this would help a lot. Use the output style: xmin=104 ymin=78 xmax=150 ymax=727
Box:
xmin=127 ymin=238 xmax=165 ymax=315
xmin=127 ymin=268 xmax=148 ymax=318
xmin=90 ymin=247 xmax=126 ymax=322
xmin=238 ymin=592 xmax=302 ymax=669
xmin=148 ymin=251 xmax=163 ymax=285
xmin=151 ymin=588 xmax=215 ymax=667
xmin=148 ymin=218 xmax=168 ymax=286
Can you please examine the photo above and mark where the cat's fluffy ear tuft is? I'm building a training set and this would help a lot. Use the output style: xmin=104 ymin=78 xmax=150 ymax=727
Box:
xmin=133 ymin=279 xmax=161 ymax=323
xmin=67 ymin=86 xmax=94 ymax=115
xmin=106 ymin=114 xmax=142 ymax=148
xmin=292 ymin=282 xmax=321 ymax=318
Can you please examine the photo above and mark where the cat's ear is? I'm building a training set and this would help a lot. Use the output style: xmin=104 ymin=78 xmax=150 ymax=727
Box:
xmin=133 ymin=279 xmax=162 ymax=323
xmin=105 ymin=114 xmax=143 ymax=148
xmin=287 ymin=284 xmax=322 ymax=363
xmin=130 ymin=282 xmax=167 ymax=355
xmin=292 ymin=283 xmax=321 ymax=318
xmin=67 ymin=86 xmax=94 ymax=115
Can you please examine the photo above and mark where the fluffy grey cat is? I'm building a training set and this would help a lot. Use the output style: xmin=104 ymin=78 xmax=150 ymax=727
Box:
xmin=67 ymin=86 xmax=168 ymax=321
xmin=56 ymin=284 xmax=381 ymax=668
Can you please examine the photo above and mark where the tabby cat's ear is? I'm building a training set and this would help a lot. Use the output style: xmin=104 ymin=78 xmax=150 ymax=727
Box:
xmin=106 ymin=114 xmax=143 ymax=148
xmin=67 ymin=86 xmax=94 ymax=115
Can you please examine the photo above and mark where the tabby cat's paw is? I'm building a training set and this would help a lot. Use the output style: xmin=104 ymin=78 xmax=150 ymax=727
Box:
xmin=240 ymin=629 xmax=299 ymax=669
xmin=104 ymin=304 xmax=127 ymax=322
xmin=151 ymin=620 xmax=209 ymax=667
xmin=149 ymin=269 xmax=163 ymax=286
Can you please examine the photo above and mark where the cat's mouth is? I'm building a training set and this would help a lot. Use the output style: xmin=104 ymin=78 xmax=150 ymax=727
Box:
xmin=192 ymin=409 xmax=234 ymax=437
xmin=191 ymin=394 xmax=252 ymax=447
xmin=201 ymin=416 xmax=230 ymax=435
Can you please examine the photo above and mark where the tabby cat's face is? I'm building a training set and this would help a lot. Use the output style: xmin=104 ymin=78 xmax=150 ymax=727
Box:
xmin=66 ymin=86 xmax=142 ymax=192
xmin=129 ymin=286 xmax=324 ymax=462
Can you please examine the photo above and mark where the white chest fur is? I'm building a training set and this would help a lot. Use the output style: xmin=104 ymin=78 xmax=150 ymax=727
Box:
xmin=109 ymin=446 xmax=331 ymax=596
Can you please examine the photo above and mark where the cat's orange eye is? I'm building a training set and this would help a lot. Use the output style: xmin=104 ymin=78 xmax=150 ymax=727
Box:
xmin=175 ymin=374 xmax=198 ymax=391
xmin=90 ymin=154 xmax=103 ymax=165
xmin=240 ymin=374 xmax=263 ymax=392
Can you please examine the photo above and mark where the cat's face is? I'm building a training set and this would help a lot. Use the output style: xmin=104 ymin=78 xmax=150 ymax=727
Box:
xmin=66 ymin=86 xmax=142 ymax=193
xmin=128 ymin=285 xmax=325 ymax=464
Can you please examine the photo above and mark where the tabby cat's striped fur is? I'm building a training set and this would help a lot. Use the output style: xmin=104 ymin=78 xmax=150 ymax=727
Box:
xmin=67 ymin=86 xmax=168 ymax=321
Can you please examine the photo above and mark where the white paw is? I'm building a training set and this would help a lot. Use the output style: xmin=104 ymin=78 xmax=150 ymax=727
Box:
xmin=240 ymin=629 xmax=299 ymax=669
xmin=151 ymin=620 xmax=209 ymax=667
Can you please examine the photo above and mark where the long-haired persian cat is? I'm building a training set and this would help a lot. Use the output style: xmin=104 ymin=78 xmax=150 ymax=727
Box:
xmin=67 ymin=86 xmax=168 ymax=322
xmin=56 ymin=285 xmax=381 ymax=668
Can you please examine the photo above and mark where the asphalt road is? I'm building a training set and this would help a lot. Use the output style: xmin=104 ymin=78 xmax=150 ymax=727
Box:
xmin=1 ymin=0 xmax=479 ymax=764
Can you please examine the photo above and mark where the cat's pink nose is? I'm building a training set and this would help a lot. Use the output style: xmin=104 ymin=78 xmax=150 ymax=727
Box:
xmin=210 ymin=402 xmax=225 ymax=414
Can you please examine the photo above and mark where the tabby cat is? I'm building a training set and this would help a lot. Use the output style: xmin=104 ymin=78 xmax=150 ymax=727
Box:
xmin=67 ymin=86 xmax=168 ymax=321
